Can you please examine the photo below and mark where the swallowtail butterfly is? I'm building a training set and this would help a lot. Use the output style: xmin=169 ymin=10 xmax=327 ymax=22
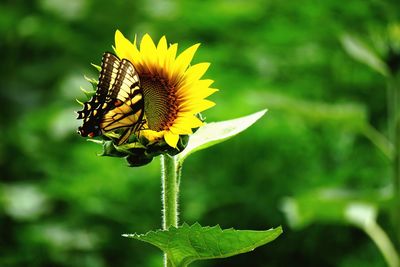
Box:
xmin=77 ymin=52 xmax=145 ymax=145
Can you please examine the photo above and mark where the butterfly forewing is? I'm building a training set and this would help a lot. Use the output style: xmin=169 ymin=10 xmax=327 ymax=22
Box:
xmin=77 ymin=53 xmax=120 ymax=121
xmin=99 ymin=53 xmax=121 ymax=100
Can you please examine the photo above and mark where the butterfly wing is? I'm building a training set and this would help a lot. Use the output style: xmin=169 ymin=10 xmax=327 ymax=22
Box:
xmin=77 ymin=52 xmax=121 ymax=137
xmin=100 ymin=58 xmax=144 ymax=144
xmin=77 ymin=52 xmax=145 ymax=145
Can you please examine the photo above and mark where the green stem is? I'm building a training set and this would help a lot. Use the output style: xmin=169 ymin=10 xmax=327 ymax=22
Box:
xmin=388 ymin=74 xmax=400 ymax=257
xmin=362 ymin=124 xmax=394 ymax=160
xmin=363 ymin=220 xmax=399 ymax=267
xmin=161 ymin=155 xmax=181 ymax=266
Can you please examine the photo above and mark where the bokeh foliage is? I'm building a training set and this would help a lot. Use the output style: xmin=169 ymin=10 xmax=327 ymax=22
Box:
xmin=1 ymin=0 xmax=399 ymax=266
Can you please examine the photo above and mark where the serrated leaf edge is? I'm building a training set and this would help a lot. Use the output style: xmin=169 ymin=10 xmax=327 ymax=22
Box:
xmin=122 ymin=223 xmax=283 ymax=262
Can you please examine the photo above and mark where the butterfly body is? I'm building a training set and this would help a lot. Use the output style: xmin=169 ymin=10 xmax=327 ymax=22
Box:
xmin=77 ymin=52 xmax=145 ymax=145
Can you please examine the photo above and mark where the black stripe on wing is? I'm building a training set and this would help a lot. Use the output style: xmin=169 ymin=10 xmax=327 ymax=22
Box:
xmin=77 ymin=52 xmax=145 ymax=145
xmin=77 ymin=53 xmax=120 ymax=119
xmin=99 ymin=52 xmax=120 ymax=100
xmin=77 ymin=52 xmax=122 ymax=137
xmin=100 ymin=59 xmax=145 ymax=143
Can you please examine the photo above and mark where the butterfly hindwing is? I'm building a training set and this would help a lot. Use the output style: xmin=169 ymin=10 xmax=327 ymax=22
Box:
xmin=100 ymin=59 xmax=144 ymax=144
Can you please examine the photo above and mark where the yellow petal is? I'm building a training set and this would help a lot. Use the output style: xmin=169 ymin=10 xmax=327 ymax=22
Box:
xmin=177 ymin=79 xmax=213 ymax=94
xmin=114 ymin=30 xmax=130 ymax=59
xmin=179 ymin=99 xmax=216 ymax=113
xmin=140 ymin=34 xmax=157 ymax=54
xmin=180 ymin=63 xmax=210 ymax=86
xmin=157 ymin=36 xmax=168 ymax=62
xmin=179 ymin=88 xmax=218 ymax=103
xmin=172 ymin=43 xmax=200 ymax=78
xmin=177 ymin=79 xmax=217 ymax=100
xmin=140 ymin=129 xmax=164 ymax=142
xmin=140 ymin=34 xmax=158 ymax=72
xmin=165 ymin=43 xmax=178 ymax=81
xmin=169 ymin=124 xmax=193 ymax=135
xmin=174 ymin=116 xmax=204 ymax=128
xmin=164 ymin=131 xmax=179 ymax=148
xmin=191 ymin=116 xmax=205 ymax=127
xmin=114 ymin=30 xmax=141 ymax=65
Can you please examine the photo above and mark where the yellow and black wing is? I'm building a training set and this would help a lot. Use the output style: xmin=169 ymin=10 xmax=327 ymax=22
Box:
xmin=77 ymin=52 xmax=144 ymax=144
xmin=100 ymin=58 xmax=144 ymax=144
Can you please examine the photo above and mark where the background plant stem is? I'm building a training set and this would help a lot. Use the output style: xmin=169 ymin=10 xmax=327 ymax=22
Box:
xmin=161 ymin=155 xmax=180 ymax=267
xmin=363 ymin=220 xmax=399 ymax=267
xmin=394 ymin=76 xmax=400 ymax=256
xmin=388 ymin=74 xmax=400 ymax=259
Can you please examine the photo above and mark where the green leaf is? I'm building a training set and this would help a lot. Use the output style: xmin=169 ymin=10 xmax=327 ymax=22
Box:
xmin=123 ymin=223 xmax=282 ymax=267
xmin=340 ymin=33 xmax=389 ymax=77
xmin=281 ymin=188 xmax=398 ymax=267
xmin=280 ymin=187 xmax=391 ymax=229
xmin=250 ymin=91 xmax=368 ymax=129
xmin=177 ymin=109 xmax=267 ymax=162
xmin=249 ymin=91 xmax=393 ymax=159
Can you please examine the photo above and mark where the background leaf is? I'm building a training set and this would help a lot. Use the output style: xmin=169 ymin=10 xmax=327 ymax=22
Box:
xmin=281 ymin=188 xmax=399 ymax=267
xmin=123 ymin=223 xmax=282 ymax=267
xmin=340 ymin=33 xmax=389 ymax=76
xmin=280 ymin=187 xmax=390 ymax=229
xmin=3 ymin=1 xmax=399 ymax=266
xmin=177 ymin=110 xmax=267 ymax=162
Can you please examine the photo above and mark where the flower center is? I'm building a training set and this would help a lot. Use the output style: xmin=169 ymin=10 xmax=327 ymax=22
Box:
xmin=140 ymin=75 xmax=178 ymax=131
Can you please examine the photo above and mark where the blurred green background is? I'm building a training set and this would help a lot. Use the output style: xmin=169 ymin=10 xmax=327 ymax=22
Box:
xmin=1 ymin=0 xmax=400 ymax=266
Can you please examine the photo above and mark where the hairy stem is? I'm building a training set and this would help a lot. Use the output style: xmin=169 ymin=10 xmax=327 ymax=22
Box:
xmin=161 ymin=155 xmax=181 ymax=266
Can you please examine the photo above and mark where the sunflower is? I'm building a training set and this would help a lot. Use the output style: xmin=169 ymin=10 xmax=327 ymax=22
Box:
xmin=113 ymin=30 xmax=217 ymax=148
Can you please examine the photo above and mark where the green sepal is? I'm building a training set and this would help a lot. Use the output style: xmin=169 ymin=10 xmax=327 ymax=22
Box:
xmin=123 ymin=222 xmax=282 ymax=267
xmin=76 ymin=99 xmax=84 ymax=106
xmin=99 ymin=140 xmax=128 ymax=157
xmin=126 ymin=151 xmax=153 ymax=167
xmin=91 ymin=63 xmax=102 ymax=72
xmin=84 ymin=75 xmax=99 ymax=90
xmin=167 ymin=135 xmax=189 ymax=156
xmin=80 ymin=86 xmax=95 ymax=99
xmin=97 ymin=140 xmax=154 ymax=167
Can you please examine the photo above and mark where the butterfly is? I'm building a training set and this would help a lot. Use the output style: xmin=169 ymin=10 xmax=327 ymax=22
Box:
xmin=77 ymin=52 xmax=145 ymax=145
